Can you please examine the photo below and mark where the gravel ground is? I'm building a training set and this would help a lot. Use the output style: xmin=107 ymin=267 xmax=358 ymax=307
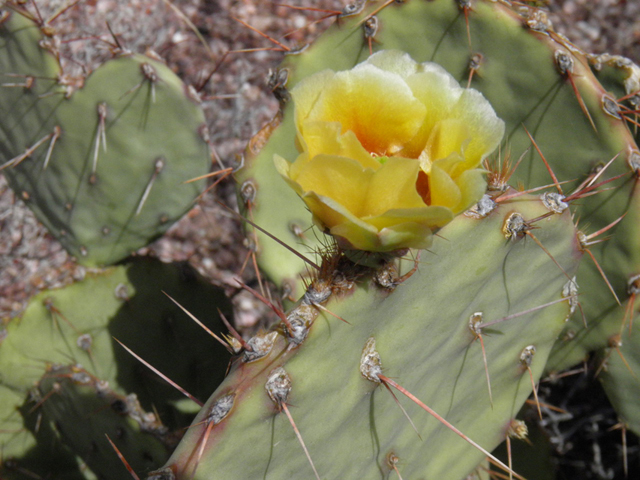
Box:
xmin=549 ymin=0 xmax=640 ymax=61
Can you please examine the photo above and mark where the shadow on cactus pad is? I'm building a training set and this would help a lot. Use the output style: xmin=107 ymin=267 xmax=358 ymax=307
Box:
xmin=0 ymin=258 xmax=232 ymax=480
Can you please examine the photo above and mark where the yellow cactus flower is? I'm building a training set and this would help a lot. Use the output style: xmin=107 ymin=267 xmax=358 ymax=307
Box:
xmin=275 ymin=50 xmax=505 ymax=252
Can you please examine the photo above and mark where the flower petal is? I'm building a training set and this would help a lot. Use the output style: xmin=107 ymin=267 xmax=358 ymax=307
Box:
xmin=454 ymin=168 xmax=488 ymax=213
xmin=362 ymin=157 xmax=425 ymax=217
xmin=331 ymin=218 xmax=435 ymax=251
xmin=307 ymin=64 xmax=426 ymax=156
xmin=363 ymin=50 xmax=420 ymax=79
xmin=274 ymin=154 xmax=304 ymax=194
xmin=328 ymin=220 xmax=385 ymax=251
xmin=425 ymin=119 xmax=470 ymax=170
xmin=301 ymin=191 xmax=373 ymax=235
xmin=450 ymin=88 xmax=506 ymax=171
xmin=294 ymin=154 xmax=373 ymax=216
xmin=298 ymin=120 xmax=380 ymax=170
xmin=364 ymin=206 xmax=454 ymax=229
xmin=429 ymin=162 xmax=462 ymax=209
xmin=276 ymin=50 xmax=505 ymax=253
xmin=292 ymin=69 xmax=335 ymax=135
xmin=398 ymin=69 xmax=463 ymax=159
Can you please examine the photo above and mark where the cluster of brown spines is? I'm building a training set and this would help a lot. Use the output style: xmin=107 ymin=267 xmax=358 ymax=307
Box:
xmin=302 ymin=245 xmax=364 ymax=300
xmin=32 ymin=364 xmax=172 ymax=441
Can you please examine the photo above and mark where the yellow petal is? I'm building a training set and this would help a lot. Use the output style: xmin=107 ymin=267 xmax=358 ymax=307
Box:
xmin=454 ymin=168 xmax=488 ymax=213
xmin=331 ymin=219 xmax=435 ymax=251
xmin=450 ymin=88 xmax=506 ymax=171
xmin=328 ymin=220 xmax=384 ymax=251
xmin=399 ymin=68 xmax=463 ymax=158
xmin=301 ymin=191 xmax=372 ymax=235
xmin=307 ymin=65 xmax=426 ymax=156
xmin=362 ymin=157 xmax=424 ymax=217
xmin=287 ymin=151 xmax=311 ymax=182
xmin=430 ymin=151 xmax=465 ymax=178
xmin=274 ymin=154 xmax=305 ymax=195
xmin=298 ymin=120 xmax=380 ymax=170
xmin=363 ymin=207 xmax=454 ymax=230
xmin=425 ymin=119 xmax=470 ymax=168
xmin=294 ymin=154 xmax=373 ymax=216
xmin=277 ymin=50 xmax=505 ymax=253
xmin=377 ymin=223 xmax=434 ymax=250
xmin=292 ymin=69 xmax=335 ymax=134
xmin=363 ymin=50 xmax=420 ymax=79
xmin=429 ymin=163 xmax=462 ymax=209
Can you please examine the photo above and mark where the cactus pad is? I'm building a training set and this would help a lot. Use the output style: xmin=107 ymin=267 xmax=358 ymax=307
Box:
xmin=159 ymin=195 xmax=581 ymax=479
xmin=0 ymin=10 xmax=210 ymax=266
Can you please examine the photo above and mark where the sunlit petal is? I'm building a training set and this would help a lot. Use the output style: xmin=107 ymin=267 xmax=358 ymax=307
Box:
xmin=450 ymin=88 xmax=506 ymax=171
xmin=363 ymin=49 xmax=420 ymax=79
xmin=292 ymin=69 xmax=335 ymax=135
xmin=364 ymin=207 xmax=454 ymax=230
xmin=454 ymin=169 xmax=488 ymax=213
xmin=307 ymin=65 xmax=426 ymax=156
xmin=302 ymin=192 xmax=371 ymax=236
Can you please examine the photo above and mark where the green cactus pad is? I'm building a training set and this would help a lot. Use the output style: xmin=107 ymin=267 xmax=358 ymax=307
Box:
xmin=32 ymin=365 xmax=169 ymax=479
xmin=0 ymin=258 xmax=231 ymax=479
xmin=599 ymin=321 xmax=640 ymax=437
xmin=0 ymin=10 xmax=210 ymax=266
xmin=548 ymin=182 xmax=640 ymax=371
xmin=0 ymin=382 xmax=93 ymax=480
xmin=597 ymin=188 xmax=640 ymax=437
xmin=159 ymin=195 xmax=581 ymax=479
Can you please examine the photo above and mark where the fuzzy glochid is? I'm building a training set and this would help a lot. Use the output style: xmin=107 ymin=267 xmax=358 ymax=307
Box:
xmin=275 ymin=50 xmax=505 ymax=252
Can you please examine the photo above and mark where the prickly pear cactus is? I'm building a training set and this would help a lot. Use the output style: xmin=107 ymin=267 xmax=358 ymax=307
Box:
xmin=158 ymin=195 xmax=580 ymax=479
xmin=1 ymin=0 xmax=639 ymax=478
xmin=0 ymin=259 xmax=231 ymax=480
xmin=239 ymin=0 xmax=639 ymax=406
xmin=599 ymin=321 xmax=640 ymax=436
xmin=0 ymin=9 xmax=210 ymax=266
xmin=226 ymin=0 xmax=640 ymax=476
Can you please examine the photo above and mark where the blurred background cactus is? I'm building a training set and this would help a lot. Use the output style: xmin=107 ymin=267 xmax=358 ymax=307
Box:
xmin=1 ymin=1 xmax=640 ymax=479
